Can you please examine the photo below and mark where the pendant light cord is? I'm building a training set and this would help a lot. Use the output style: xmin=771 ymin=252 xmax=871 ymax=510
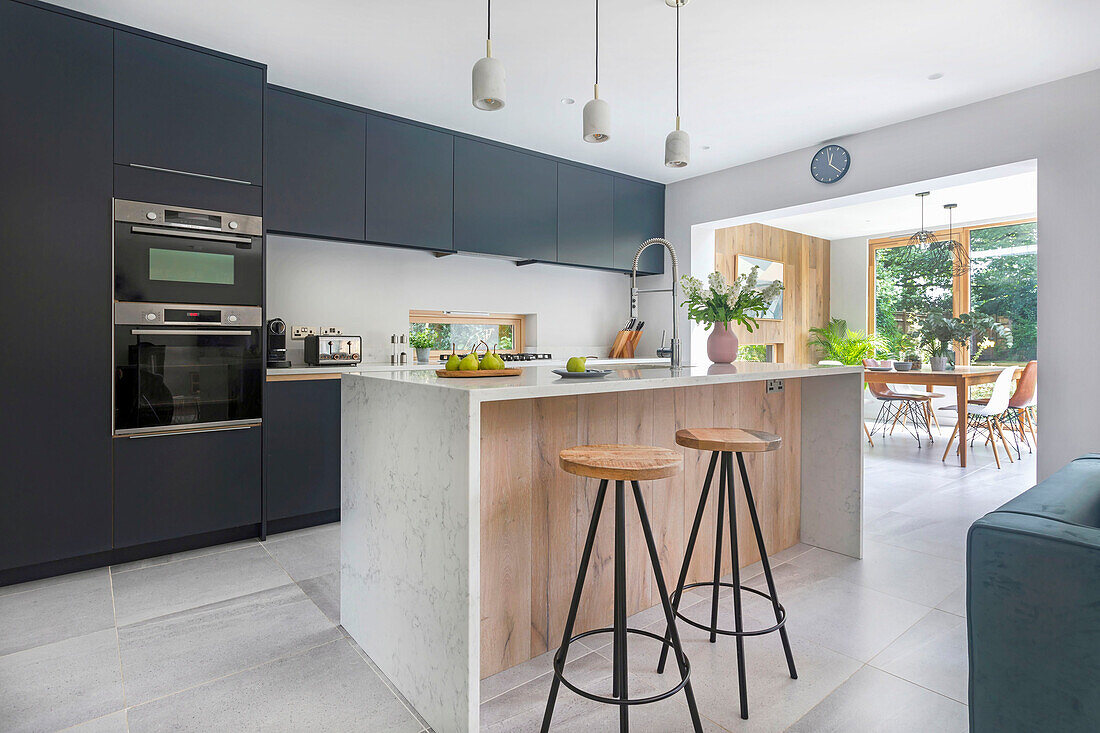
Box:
xmin=487 ymin=0 xmax=491 ymax=41
xmin=675 ymin=3 xmax=680 ymax=119
xmin=595 ymin=0 xmax=599 ymax=87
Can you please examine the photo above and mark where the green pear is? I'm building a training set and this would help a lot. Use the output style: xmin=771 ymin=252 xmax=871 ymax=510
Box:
xmin=566 ymin=356 xmax=587 ymax=373
xmin=445 ymin=354 xmax=461 ymax=370
xmin=459 ymin=353 xmax=479 ymax=371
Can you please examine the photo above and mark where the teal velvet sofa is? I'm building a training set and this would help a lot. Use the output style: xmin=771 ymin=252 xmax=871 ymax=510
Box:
xmin=967 ymin=454 xmax=1100 ymax=732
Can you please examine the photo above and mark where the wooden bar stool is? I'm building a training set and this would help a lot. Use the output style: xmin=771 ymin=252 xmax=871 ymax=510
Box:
xmin=541 ymin=445 xmax=703 ymax=733
xmin=656 ymin=428 xmax=797 ymax=721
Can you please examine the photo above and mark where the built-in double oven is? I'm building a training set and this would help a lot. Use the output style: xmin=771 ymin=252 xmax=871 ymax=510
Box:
xmin=113 ymin=200 xmax=264 ymax=436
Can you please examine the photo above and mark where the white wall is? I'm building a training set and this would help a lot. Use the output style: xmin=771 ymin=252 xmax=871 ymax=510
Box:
xmin=657 ymin=68 xmax=1100 ymax=479
xmin=829 ymin=237 xmax=869 ymax=331
xmin=267 ymin=235 xmax=631 ymax=365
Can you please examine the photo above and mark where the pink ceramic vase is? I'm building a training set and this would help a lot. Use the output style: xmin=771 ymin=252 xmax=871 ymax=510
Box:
xmin=706 ymin=322 xmax=739 ymax=364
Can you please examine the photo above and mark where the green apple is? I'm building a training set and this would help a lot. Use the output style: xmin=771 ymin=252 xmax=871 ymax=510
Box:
xmin=566 ymin=356 xmax=587 ymax=373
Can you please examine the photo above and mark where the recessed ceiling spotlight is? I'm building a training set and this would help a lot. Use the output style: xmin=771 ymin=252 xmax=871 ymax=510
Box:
xmin=561 ymin=97 xmax=575 ymax=105
xmin=927 ymin=72 xmax=944 ymax=80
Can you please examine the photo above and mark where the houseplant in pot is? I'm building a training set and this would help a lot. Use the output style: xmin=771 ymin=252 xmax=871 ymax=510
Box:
xmin=409 ymin=328 xmax=435 ymax=364
xmin=807 ymin=317 xmax=886 ymax=365
xmin=920 ymin=313 xmax=969 ymax=371
xmin=681 ymin=268 xmax=783 ymax=364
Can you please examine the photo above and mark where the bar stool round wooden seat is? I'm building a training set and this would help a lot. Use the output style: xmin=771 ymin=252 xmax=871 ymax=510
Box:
xmin=542 ymin=445 xmax=703 ymax=733
xmin=655 ymin=427 xmax=797 ymax=721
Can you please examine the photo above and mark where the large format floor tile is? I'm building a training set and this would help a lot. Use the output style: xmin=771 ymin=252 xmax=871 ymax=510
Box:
xmin=0 ymin=628 xmax=123 ymax=733
xmin=118 ymin=583 xmax=343 ymax=704
xmin=111 ymin=544 xmax=291 ymax=626
xmin=110 ymin=538 xmax=259 ymax=575
xmin=126 ymin=639 xmax=422 ymax=732
xmin=298 ymin=571 xmax=340 ymax=624
xmin=262 ymin=524 xmax=340 ymax=582
xmin=870 ymin=609 xmax=969 ymax=703
xmin=0 ymin=568 xmax=114 ymax=656
xmin=65 ymin=710 xmax=129 ymax=733
xmin=788 ymin=665 xmax=968 ymax=733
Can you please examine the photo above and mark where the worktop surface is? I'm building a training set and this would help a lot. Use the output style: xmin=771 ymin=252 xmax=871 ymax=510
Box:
xmin=343 ymin=361 xmax=860 ymax=402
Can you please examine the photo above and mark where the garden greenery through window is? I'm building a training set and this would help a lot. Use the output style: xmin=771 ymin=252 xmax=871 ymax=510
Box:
xmin=409 ymin=310 xmax=524 ymax=356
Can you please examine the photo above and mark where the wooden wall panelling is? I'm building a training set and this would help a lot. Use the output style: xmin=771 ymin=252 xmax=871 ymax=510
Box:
xmin=616 ymin=389 xmax=656 ymax=614
xmin=648 ymin=387 xmax=687 ymax=595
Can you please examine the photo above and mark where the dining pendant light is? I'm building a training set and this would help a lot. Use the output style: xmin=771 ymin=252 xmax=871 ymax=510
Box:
xmin=472 ymin=0 xmax=505 ymax=110
xmin=664 ymin=0 xmax=689 ymax=167
xmin=582 ymin=0 xmax=610 ymax=142
xmin=943 ymin=203 xmax=971 ymax=276
xmin=907 ymin=192 xmax=938 ymax=250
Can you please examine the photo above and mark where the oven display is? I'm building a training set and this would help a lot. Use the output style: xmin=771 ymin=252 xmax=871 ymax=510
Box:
xmin=164 ymin=308 xmax=221 ymax=323
xmin=149 ymin=248 xmax=235 ymax=285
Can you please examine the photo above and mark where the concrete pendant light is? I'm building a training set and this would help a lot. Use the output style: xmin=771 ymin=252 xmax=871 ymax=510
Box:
xmin=664 ymin=0 xmax=689 ymax=167
xmin=582 ymin=0 xmax=610 ymax=142
xmin=472 ymin=0 xmax=505 ymax=110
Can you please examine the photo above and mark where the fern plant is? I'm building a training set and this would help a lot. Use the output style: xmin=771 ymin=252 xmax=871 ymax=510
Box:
xmin=807 ymin=318 xmax=886 ymax=365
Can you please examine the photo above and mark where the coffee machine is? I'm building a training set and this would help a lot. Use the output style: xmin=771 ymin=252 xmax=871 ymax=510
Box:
xmin=266 ymin=318 xmax=291 ymax=368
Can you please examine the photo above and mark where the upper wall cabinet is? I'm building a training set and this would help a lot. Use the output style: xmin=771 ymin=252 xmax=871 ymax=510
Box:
xmin=366 ymin=115 xmax=454 ymax=251
xmin=265 ymin=89 xmax=367 ymax=241
xmin=454 ymin=139 xmax=557 ymax=261
xmin=557 ymin=164 xmax=614 ymax=269
xmin=613 ymin=178 xmax=665 ymax=275
xmin=115 ymin=31 xmax=264 ymax=185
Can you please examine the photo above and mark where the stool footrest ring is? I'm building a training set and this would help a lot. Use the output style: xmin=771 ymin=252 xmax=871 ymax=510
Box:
xmin=673 ymin=581 xmax=788 ymax=637
xmin=551 ymin=627 xmax=692 ymax=705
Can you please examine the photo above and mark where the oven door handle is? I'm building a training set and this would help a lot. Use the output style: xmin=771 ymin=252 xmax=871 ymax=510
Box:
xmin=129 ymin=225 xmax=253 ymax=245
xmin=130 ymin=329 xmax=253 ymax=336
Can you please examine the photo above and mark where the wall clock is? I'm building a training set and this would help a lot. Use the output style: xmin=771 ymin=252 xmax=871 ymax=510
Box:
xmin=810 ymin=144 xmax=850 ymax=183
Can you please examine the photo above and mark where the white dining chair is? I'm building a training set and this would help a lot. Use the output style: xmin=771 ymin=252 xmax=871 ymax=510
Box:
xmin=942 ymin=365 xmax=1018 ymax=469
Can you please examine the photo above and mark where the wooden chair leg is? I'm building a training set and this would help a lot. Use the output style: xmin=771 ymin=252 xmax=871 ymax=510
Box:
xmin=987 ymin=418 xmax=1002 ymax=469
xmin=1015 ymin=409 xmax=1027 ymax=444
xmin=864 ymin=421 xmax=874 ymax=447
xmin=929 ymin=405 xmax=941 ymax=430
xmin=922 ymin=402 xmax=933 ymax=438
xmin=1024 ymin=409 xmax=1037 ymax=446
xmin=994 ymin=419 xmax=1014 ymax=463
xmin=942 ymin=422 xmax=959 ymax=462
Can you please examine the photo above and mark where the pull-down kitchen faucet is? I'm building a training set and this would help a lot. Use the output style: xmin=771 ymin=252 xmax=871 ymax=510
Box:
xmin=630 ymin=238 xmax=681 ymax=368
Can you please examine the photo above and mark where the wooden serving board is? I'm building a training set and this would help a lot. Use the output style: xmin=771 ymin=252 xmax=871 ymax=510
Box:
xmin=435 ymin=369 xmax=523 ymax=378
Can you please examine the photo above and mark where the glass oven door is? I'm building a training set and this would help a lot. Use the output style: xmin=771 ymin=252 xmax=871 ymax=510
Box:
xmin=114 ymin=325 xmax=262 ymax=435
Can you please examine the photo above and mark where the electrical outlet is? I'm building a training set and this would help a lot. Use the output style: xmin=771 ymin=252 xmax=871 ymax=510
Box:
xmin=291 ymin=325 xmax=316 ymax=339
xmin=766 ymin=379 xmax=785 ymax=394
xmin=319 ymin=326 xmax=342 ymax=336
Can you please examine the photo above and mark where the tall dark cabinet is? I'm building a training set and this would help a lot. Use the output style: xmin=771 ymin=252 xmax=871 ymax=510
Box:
xmin=0 ymin=1 xmax=114 ymax=576
xmin=264 ymin=88 xmax=367 ymax=240
xmin=614 ymin=178 xmax=666 ymax=274
xmin=557 ymin=164 xmax=615 ymax=269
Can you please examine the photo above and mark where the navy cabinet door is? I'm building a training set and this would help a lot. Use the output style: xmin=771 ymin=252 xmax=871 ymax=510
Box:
xmin=264 ymin=380 xmax=341 ymax=522
xmin=265 ymin=89 xmax=366 ymax=240
xmin=613 ymin=178 xmax=666 ymax=274
xmin=115 ymin=31 xmax=264 ymax=184
xmin=366 ymin=115 xmax=454 ymax=251
xmin=0 ymin=2 xmax=113 ymax=573
xmin=113 ymin=427 xmax=262 ymax=548
xmin=557 ymin=164 xmax=614 ymax=268
xmin=454 ymin=139 xmax=557 ymax=260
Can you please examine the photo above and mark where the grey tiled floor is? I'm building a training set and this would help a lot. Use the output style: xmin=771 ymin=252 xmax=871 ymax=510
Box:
xmin=1 ymin=424 xmax=1034 ymax=731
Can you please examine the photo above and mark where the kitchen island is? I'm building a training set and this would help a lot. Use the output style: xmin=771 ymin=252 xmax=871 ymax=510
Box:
xmin=340 ymin=362 xmax=864 ymax=732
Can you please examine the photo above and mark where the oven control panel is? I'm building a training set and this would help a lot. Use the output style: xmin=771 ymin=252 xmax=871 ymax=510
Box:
xmin=115 ymin=301 xmax=263 ymax=327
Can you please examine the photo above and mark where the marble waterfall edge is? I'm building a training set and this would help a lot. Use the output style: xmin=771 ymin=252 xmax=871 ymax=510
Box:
xmin=341 ymin=374 xmax=479 ymax=732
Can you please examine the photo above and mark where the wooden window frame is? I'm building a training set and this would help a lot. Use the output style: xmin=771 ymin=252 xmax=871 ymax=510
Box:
xmin=868 ymin=217 xmax=1035 ymax=365
xmin=409 ymin=310 xmax=526 ymax=357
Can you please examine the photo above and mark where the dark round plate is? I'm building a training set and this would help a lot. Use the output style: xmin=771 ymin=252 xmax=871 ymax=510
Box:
xmin=552 ymin=369 xmax=612 ymax=379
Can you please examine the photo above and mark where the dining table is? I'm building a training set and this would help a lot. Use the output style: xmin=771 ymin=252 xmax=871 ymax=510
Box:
xmin=863 ymin=365 xmax=1020 ymax=467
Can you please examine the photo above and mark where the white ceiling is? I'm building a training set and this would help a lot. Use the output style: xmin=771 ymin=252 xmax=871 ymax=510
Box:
xmin=761 ymin=170 xmax=1038 ymax=240
xmin=55 ymin=0 xmax=1100 ymax=183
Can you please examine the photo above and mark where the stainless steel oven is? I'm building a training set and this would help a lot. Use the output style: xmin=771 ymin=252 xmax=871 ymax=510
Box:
xmin=113 ymin=199 xmax=262 ymax=306
xmin=114 ymin=302 xmax=263 ymax=436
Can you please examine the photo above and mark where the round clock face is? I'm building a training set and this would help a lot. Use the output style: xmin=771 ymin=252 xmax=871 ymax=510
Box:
xmin=811 ymin=145 xmax=850 ymax=183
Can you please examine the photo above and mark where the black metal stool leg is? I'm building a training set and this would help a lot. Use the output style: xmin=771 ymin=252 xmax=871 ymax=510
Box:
xmin=736 ymin=452 xmax=798 ymax=680
xmin=541 ymin=479 xmax=609 ymax=733
xmin=613 ymin=480 xmax=628 ymax=732
xmin=632 ymin=481 xmax=704 ymax=733
xmin=723 ymin=452 xmax=749 ymax=719
xmin=656 ymin=452 xmax=718 ymax=674
xmin=710 ymin=453 xmax=727 ymax=643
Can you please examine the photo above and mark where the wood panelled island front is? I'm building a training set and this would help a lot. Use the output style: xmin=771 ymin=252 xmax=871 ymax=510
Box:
xmin=340 ymin=363 xmax=863 ymax=733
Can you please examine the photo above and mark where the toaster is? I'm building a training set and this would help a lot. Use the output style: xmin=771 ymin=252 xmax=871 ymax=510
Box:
xmin=304 ymin=335 xmax=362 ymax=366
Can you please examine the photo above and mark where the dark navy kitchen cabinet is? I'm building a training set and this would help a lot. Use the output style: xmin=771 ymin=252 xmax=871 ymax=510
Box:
xmin=366 ymin=115 xmax=454 ymax=251
xmin=453 ymin=138 xmax=558 ymax=260
xmin=115 ymin=30 xmax=264 ymax=185
xmin=614 ymin=178 xmax=666 ymax=275
xmin=557 ymin=164 xmax=615 ymax=269
xmin=0 ymin=1 xmax=113 ymax=575
xmin=113 ymin=427 xmax=262 ymax=548
xmin=264 ymin=379 xmax=341 ymax=525
xmin=265 ymin=88 xmax=367 ymax=241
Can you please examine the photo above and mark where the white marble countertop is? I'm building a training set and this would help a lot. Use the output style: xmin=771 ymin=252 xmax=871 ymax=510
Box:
xmin=269 ymin=357 xmax=669 ymax=377
xmin=342 ymin=361 xmax=861 ymax=402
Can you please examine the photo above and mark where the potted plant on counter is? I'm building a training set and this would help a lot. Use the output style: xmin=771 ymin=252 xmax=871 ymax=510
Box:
xmin=681 ymin=267 xmax=783 ymax=364
xmin=409 ymin=328 xmax=435 ymax=364
xmin=920 ymin=313 xmax=969 ymax=371
xmin=807 ymin=318 xmax=886 ymax=365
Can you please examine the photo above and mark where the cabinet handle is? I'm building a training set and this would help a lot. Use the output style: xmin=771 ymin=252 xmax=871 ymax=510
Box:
xmin=126 ymin=424 xmax=259 ymax=439
xmin=128 ymin=163 xmax=252 ymax=186
xmin=129 ymin=225 xmax=253 ymax=245
xmin=130 ymin=329 xmax=252 ymax=336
